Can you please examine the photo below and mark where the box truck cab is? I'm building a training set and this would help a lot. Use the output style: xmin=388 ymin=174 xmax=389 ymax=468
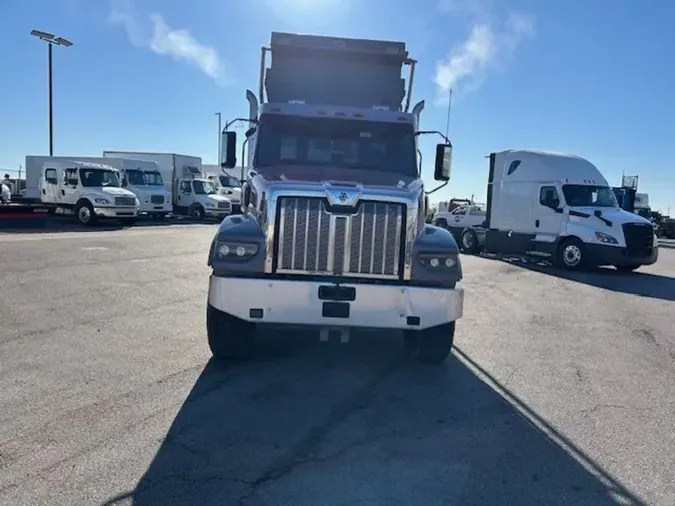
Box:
xmin=39 ymin=160 xmax=139 ymax=225
xmin=206 ymin=173 xmax=242 ymax=213
xmin=462 ymin=150 xmax=658 ymax=272
xmin=117 ymin=160 xmax=172 ymax=218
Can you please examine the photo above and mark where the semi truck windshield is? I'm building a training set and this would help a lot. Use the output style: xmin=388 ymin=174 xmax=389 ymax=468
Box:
xmin=562 ymin=184 xmax=618 ymax=208
xmin=255 ymin=115 xmax=417 ymax=177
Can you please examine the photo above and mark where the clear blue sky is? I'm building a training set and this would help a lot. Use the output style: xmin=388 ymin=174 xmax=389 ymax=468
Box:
xmin=1 ymin=0 xmax=674 ymax=212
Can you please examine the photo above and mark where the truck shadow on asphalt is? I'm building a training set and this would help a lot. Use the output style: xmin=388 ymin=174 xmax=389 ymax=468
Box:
xmin=483 ymin=254 xmax=675 ymax=302
xmin=103 ymin=334 xmax=644 ymax=506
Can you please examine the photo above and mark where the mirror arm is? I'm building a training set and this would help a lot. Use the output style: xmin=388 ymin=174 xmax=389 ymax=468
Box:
xmin=425 ymin=181 xmax=448 ymax=195
xmin=415 ymin=130 xmax=451 ymax=144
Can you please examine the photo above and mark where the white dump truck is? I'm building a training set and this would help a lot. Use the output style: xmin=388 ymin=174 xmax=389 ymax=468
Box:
xmin=24 ymin=156 xmax=139 ymax=225
xmin=206 ymin=32 xmax=464 ymax=364
xmin=103 ymin=151 xmax=233 ymax=220
xmin=456 ymin=149 xmax=658 ymax=272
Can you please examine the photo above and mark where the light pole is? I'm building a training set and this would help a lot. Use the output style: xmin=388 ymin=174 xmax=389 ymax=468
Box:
xmin=30 ymin=29 xmax=73 ymax=156
xmin=215 ymin=112 xmax=222 ymax=163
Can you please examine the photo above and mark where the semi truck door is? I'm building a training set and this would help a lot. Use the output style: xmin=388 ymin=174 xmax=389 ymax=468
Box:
xmin=536 ymin=185 xmax=565 ymax=241
xmin=62 ymin=168 xmax=80 ymax=205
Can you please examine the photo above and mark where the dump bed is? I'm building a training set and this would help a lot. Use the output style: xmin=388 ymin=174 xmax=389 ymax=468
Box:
xmin=265 ymin=32 xmax=410 ymax=110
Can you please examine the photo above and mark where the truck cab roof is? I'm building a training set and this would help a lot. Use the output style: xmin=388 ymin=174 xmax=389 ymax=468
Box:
xmin=493 ymin=149 xmax=608 ymax=187
xmin=259 ymin=102 xmax=416 ymax=124
xmin=44 ymin=160 xmax=118 ymax=171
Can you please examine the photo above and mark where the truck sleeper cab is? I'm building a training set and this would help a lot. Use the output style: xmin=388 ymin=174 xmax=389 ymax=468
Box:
xmin=40 ymin=160 xmax=139 ymax=226
xmin=461 ymin=150 xmax=658 ymax=272
xmin=206 ymin=31 xmax=464 ymax=364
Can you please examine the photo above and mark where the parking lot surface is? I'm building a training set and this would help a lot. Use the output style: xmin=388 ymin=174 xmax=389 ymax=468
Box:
xmin=1 ymin=225 xmax=674 ymax=505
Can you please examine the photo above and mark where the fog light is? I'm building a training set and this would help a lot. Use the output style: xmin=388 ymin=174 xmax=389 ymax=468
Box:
xmin=430 ymin=258 xmax=439 ymax=267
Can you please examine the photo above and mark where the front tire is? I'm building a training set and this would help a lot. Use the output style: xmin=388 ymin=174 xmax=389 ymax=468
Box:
xmin=75 ymin=201 xmax=97 ymax=226
xmin=556 ymin=237 xmax=587 ymax=270
xmin=207 ymin=304 xmax=256 ymax=360
xmin=189 ymin=204 xmax=205 ymax=222
xmin=404 ymin=322 xmax=455 ymax=364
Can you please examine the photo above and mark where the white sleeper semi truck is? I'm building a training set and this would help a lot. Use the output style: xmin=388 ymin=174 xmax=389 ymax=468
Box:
xmin=206 ymin=32 xmax=464 ymax=364
xmin=454 ymin=149 xmax=658 ymax=272
xmin=103 ymin=151 xmax=233 ymax=220
xmin=25 ymin=156 xmax=140 ymax=226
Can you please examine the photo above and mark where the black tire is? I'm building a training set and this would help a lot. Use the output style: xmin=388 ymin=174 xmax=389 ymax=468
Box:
xmin=206 ymin=304 xmax=256 ymax=360
xmin=615 ymin=264 xmax=641 ymax=273
xmin=189 ymin=204 xmax=205 ymax=221
xmin=75 ymin=201 xmax=97 ymax=226
xmin=555 ymin=237 xmax=586 ymax=270
xmin=404 ymin=321 xmax=455 ymax=364
xmin=119 ymin=217 xmax=136 ymax=226
xmin=460 ymin=228 xmax=480 ymax=254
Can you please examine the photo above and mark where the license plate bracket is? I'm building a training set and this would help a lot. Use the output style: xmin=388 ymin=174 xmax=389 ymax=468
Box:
xmin=318 ymin=285 xmax=356 ymax=301
xmin=322 ymin=302 xmax=350 ymax=318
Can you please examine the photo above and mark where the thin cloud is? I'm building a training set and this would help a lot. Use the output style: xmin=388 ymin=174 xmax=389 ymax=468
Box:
xmin=434 ymin=5 xmax=534 ymax=102
xmin=108 ymin=0 xmax=230 ymax=86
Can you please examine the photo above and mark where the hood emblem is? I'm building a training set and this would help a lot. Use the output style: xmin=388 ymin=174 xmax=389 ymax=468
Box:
xmin=326 ymin=188 xmax=360 ymax=207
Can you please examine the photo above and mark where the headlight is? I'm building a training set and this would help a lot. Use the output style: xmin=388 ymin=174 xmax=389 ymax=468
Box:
xmin=205 ymin=202 xmax=215 ymax=208
xmin=214 ymin=241 xmax=258 ymax=260
xmin=165 ymin=196 xmax=170 ymax=203
xmin=595 ymin=231 xmax=618 ymax=244
xmin=419 ymin=253 xmax=458 ymax=269
xmin=94 ymin=198 xmax=109 ymax=205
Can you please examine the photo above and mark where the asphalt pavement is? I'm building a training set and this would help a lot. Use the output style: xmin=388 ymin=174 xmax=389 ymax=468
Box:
xmin=1 ymin=224 xmax=674 ymax=506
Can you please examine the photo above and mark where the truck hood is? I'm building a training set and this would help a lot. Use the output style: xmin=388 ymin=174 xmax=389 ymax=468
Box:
xmin=205 ymin=194 xmax=230 ymax=203
xmin=569 ymin=206 xmax=651 ymax=226
xmin=256 ymin=165 xmax=417 ymax=189
xmin=100 ymin=187 xmax=136 ymax=198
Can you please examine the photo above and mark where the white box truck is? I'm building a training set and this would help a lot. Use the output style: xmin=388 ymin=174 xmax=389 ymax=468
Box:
xmin=26 ymin=156 xmax=172 ymax=219
xmin=202 ymin=164 xmax=242 ymax=213
xmin=453 ymin=149 xmax=658 ymax=272
xmin=24 ymin=156 xmax=140 ymax=226
xmin=103 ymin=151 xmax=233 ymax=220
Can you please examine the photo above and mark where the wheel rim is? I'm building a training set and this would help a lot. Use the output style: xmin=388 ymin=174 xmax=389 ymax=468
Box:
xmin=78 ymin=206 xmax=91 ymax=224
xmin=462 ymin=232 xmax=473 ymax=249
xmin=191 ymin=208 xmax=200 ymax=218
xmin=563 ymin=244 xmax=582 ymax=266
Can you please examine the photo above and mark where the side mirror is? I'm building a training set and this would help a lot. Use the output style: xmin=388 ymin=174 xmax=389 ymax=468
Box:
xmin=220 ymin=131 xmax=237 ymax=168
xmin=245 ymin=127 xmax=257 ymax=138
xmin=434 ymin=143 xmax=452 ymax=181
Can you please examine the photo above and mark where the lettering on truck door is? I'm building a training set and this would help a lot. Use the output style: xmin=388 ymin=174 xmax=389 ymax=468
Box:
xmin=536 ymin=185 xmax=565 ymax=243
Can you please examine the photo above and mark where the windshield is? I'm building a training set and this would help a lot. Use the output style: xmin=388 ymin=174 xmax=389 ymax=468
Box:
xmin=193 ymin=180 xmax=217 ymax=195
xmin=80 ymin=169 xmax=120 ymax=188
xmin=125 ymin=169 xmax=146 ymax=186
xmin=218 ymin=174 xmax=240 ymax=188
xmin=144 ymin=171 xmax=164 ymax=186
xmin=255 ymin=115 xmax=417 ymax=177
xmin=562 ymin=185 xmax=618 ymax=208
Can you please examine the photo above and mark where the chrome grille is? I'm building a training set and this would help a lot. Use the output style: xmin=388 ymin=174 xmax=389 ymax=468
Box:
xmin=275 ymin=197 xmax=404 ymax=279
xmin=150 ymin=195 xmax=164 ymax=204
xmin=218 ymin=201 xmax=231 ymax=210
xmin=114 ymin=196 xmax=136 ymax=206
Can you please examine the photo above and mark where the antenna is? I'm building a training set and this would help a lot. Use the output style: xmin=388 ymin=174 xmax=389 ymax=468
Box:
xmin=444 ymin=88 xmax=453 ymax=139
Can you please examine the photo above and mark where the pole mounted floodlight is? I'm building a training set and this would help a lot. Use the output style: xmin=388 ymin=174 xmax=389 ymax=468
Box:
xmin=30 ymin=29 xmax=73 ymax=156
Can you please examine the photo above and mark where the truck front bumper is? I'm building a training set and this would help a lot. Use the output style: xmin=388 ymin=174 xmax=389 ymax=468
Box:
xmin=204 ymin=209 xmax=230 ymax=218
xmin=140 ymin=204 xmax=171 ymax=214
xmin=586 ymin=244 xmax=658 ymax=267
xmin=94 ymin=207 xmax=139 ymax=218
xmin=207 ymin=276 xmax=464 ymax=330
